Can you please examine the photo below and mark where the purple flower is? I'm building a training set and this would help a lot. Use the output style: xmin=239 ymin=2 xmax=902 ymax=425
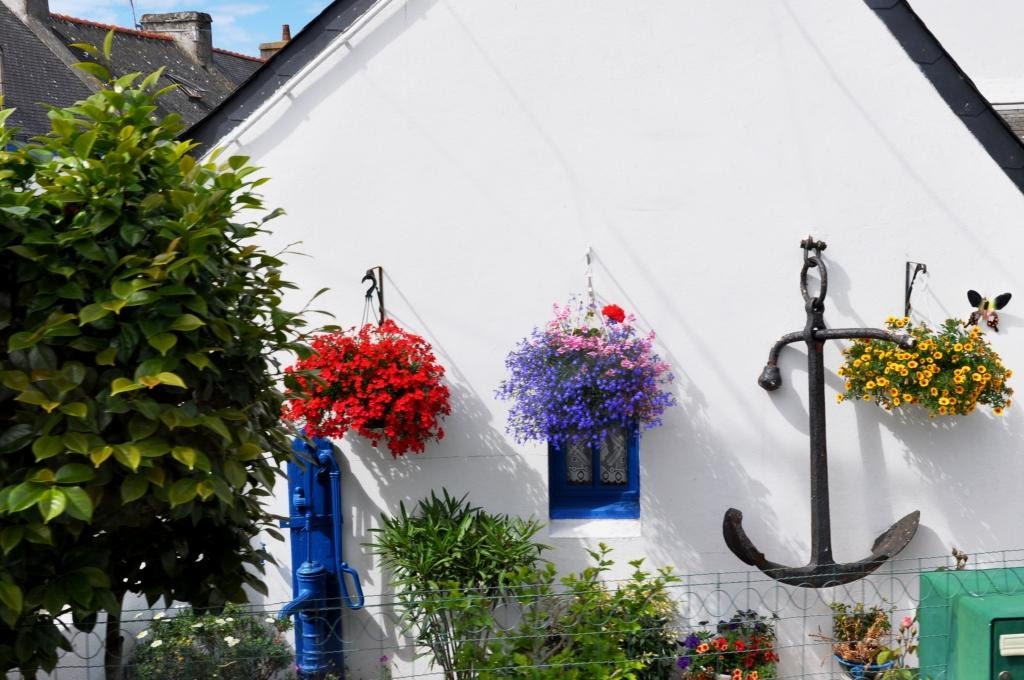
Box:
xmin=683 ymin=634 xmax=701 ymax=649
xmin=677 ymin=656 xmax=692 ymax=670
xmin=497 ymin=298 xmax=675 ymax=445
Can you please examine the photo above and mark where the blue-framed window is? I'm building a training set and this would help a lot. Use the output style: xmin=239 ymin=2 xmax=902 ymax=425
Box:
xmin=548 ymin=423 xmax=639 ymax=520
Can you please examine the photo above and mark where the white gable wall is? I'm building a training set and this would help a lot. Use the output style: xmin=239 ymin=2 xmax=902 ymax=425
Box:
xmin=217 ymin=1 xmax=1024 ymax=675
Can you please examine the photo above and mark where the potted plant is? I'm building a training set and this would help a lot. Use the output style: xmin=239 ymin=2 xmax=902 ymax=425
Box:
xmin=676 ymin=610 xmax=780 ymax=680
xmin=283 ymin=320 xmax=452 ymax=456
xmin=497 ymin=299 xmax=675 ymax=446
xmin=837 ymin=317 xmax=1012 ymax=417
xmin=814 ymin=602 xmax=919 ymax=680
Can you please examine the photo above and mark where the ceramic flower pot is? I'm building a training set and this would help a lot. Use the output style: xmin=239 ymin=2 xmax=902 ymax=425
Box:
xmin=834 ymin=654 xmax=895 ymax=679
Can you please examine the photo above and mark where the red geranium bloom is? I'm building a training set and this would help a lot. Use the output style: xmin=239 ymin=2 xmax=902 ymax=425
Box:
xmin=282 ymin=320 xmax=451 ymax=457
xmin=601 ymin=304 xmax=626 ymax=323
xmin=733 ymin=640 xmax=746 ymax=652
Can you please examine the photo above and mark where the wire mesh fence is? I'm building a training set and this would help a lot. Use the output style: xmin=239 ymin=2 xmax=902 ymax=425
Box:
xmin=24 ymin=548 xmax=1024 ymax=679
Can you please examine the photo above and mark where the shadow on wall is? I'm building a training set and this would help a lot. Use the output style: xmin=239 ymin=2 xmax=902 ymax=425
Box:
xmin=854 ymin=397 xmax=1024 ymax=550
xmin=324 ymin=274 xmax=547 ymax=676
xmin=588 ymin=250 xmax=811 ymax=577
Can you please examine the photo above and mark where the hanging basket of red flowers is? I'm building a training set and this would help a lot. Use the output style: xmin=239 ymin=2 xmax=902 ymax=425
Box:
xmin=282 ymin=320 xmax=452 ymax=456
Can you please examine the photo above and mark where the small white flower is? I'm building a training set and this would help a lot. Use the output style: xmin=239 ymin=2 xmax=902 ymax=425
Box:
xmin=136 ymin=630 xmax=149 ymax=640
xmin=223 ymin=636 xmax=240 ymax=647
xmin=223 ymin=617 xmax=234 ymax=623
xmin=191 ymin=622 xmax=204 ymax=629
xmin=214 ymin=618 xmax=226 ymax=625
xmin=153 ymin=612 xmax=166 ymax=620
xmin=151 ymin=639 xmax=163 ymax=648
xmin=264 ymin=617 xmax=275 ymax=624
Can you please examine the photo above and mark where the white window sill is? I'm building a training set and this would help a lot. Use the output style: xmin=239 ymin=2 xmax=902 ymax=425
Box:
xmin=547 ymin=518 xmax=642 ymax=539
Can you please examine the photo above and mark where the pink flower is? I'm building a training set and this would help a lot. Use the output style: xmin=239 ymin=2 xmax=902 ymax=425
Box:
xmin=901 ymin=616 xmax=913 ymax=629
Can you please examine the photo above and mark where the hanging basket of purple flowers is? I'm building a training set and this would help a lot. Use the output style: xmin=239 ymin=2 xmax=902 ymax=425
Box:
xmin=497 ymin=298 xmax=675 ymax=446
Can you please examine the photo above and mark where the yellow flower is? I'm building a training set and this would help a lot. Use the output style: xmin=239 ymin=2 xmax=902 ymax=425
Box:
xmin=907 ymin=361 xmax=918 ymax=369
xmin=853 ymin=359 xmax=862 ymax=368
xmin=866 ymin=381 xmax=876 ymax=389
xmin=889 ymin=388 xmax=900 ymax=397
xmin=933 ymin=351 xmax=943 ymax=360
xmin=964 ymin=342 xmax=975 ymax=351
xmin=861 ymin=354 xmax=871 ymax=362
xmin=954 ymin=376 xmax=966 ymax=384
xmin=862 ymin=395 xmax=872 ymax=401
xmin=930 ymin=387 xmax=939 ymax=397
xmin=893 ymin=397 xmax=902 ymax=406
xmin=877 ymin=377 xmax=889 ymax=387
xmin=994 ymin=407 xmax=1005 ymax=416
xmin=972 ymin=373 xmax=983 ymax=382
xmin=939 ymin=397 xmax=950 ymax=406
xmin=836 ymin=394 xmax=845 ymax=403
xmin=939 ymin=406 xmax=948 ymax=415
xmin=903 ymin=394 xmax=914 ymax=403
xmin=955 ymin=386 xmax=964 ymax=394
xmin=978 ymin=365 xmax=987 ymax=373
xmin=953 ymin=343 xmax=963 ymax=352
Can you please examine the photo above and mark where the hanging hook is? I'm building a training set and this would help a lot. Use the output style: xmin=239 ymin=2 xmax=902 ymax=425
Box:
xmin=904 ymin=261 xmax=927 ymax=319
xmin=585 ymin=246 xmax=596 ymax=309
xmin=361 ymin=266 xmax=384 ymax=324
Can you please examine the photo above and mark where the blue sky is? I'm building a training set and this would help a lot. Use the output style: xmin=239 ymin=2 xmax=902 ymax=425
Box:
xmin=48 ymin=1 xmax=328 ymax=56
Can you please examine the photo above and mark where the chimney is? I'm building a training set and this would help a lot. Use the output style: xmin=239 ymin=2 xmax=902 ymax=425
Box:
xmin=6 ymin=0 xmax=50 ymax=23
xmin=140 ymin=12 xmax=213 ymax=67
xmin=259 ymin=24 xmax=291 ymax=59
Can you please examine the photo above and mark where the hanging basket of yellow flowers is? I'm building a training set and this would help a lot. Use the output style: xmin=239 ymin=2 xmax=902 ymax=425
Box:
xmin=837 ymin=317 xmax=1012 ymax=417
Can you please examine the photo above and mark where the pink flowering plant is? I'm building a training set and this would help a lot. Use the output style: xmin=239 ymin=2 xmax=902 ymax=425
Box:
xmin=497 ymin=298 xmax=675 ymax=445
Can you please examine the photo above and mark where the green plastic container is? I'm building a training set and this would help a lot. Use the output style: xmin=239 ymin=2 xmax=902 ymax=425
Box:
xmin=918 ymin=568 xmax=1024 ymax=679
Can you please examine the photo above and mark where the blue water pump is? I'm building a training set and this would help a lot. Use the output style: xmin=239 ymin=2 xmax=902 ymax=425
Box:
xmin=279 ymin=437 xmax=365 ymax=679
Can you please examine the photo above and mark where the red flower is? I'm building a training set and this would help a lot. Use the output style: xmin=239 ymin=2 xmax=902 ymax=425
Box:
xmin=601 ymin=304 xmax=626 ymax=323
xmin=733 ymin=640 xmax=746 ymax=652
xmin=282 ymin=320 xmax=451 ymax=457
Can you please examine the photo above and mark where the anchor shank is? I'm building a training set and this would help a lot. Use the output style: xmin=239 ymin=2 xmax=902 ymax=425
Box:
xmin=806 ymin=332 xmax=834 ymax=567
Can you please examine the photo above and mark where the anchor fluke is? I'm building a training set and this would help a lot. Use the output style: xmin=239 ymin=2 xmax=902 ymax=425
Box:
xmin=723 ymin=509 xmax=920 ymax=588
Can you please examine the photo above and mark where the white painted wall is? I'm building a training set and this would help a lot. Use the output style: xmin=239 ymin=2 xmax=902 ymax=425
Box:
xmin=214 ymin=1 xmax=1024 ymax=676
xmin=913 ymin=0 xmax=1024 ymax=103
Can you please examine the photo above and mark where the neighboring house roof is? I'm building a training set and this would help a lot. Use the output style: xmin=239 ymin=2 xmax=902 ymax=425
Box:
xmin=0 ymin=4 xmax=264 ymax=141
xmin=187 ymin=0 xmax=377 ymax=148
xmin=864 ymin=0 xmax=1024 ymax=190
xmin=0 ymin=2 xmax=93 ymax=141
xmin=191 ymin=0 xmax=1024 ymax=194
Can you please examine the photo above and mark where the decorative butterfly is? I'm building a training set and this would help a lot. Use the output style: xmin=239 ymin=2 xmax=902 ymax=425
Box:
xmin=966 ymin=290 xmax=1012 ymax=332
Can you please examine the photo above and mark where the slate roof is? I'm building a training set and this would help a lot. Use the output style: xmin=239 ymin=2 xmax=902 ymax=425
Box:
xmin=0 ymin=3 xmax=92 ymax=141
xmin=0 ymin=7 xmax=264 ymax=140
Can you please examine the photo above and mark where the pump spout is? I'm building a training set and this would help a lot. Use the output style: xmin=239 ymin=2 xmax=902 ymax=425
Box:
xmin=278 ymin=590 xmax=315 ymax=620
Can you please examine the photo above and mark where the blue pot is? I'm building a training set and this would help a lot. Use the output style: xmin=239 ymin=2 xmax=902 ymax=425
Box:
xmin=834 ymin=654 xmax=895 ymax=679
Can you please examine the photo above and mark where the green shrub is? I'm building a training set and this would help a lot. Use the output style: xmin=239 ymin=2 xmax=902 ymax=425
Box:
xmin=0 ymin=42 xmax=309 ymax=676
xmin=369 ymin=490 xmax=548 ymax=679
xmin=481 ymin=543 xmax=680 ymax=680
xmin=129 ymin=604 xmax=293 ymax=680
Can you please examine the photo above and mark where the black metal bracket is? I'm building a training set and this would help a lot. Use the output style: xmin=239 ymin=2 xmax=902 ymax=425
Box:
xmin=361 ymin=266 xmax=384 ymax=323
xmin=726 ymin=238 xmax=921 ymax=588
xmin=905 ymin=261 xmax=928 ymax=318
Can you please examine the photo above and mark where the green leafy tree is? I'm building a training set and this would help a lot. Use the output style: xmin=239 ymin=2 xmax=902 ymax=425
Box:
xmin=0 ymin=40 xmax=309 ymax=677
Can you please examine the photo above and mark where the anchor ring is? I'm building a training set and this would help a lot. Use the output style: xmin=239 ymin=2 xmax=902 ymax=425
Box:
xmin=800 ymin=255 xmax=828 ymax=306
